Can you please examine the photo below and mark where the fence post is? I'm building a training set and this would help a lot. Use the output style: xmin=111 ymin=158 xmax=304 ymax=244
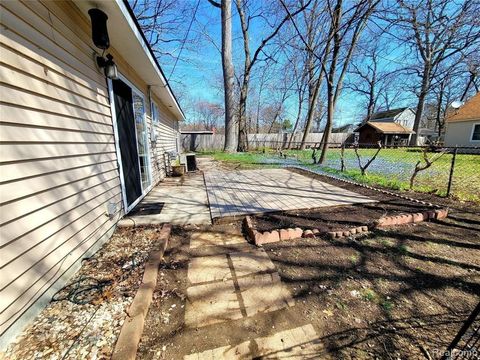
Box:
xmin=441 ymin=301 xmax=480 ymax=360
xmin=446 ymin=146 xmax=458 ymax=197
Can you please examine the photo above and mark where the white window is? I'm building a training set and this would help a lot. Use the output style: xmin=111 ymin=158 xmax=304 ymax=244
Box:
xmin=471 ymin=124 xmax=480 ymax=141
xmin=151 ymin=102 xmax=160 ymax=123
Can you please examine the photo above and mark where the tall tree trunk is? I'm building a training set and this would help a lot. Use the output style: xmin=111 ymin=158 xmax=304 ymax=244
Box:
xmin=366 ymin=76 xmax=376 ymax=120
xmin=317 ymin=0 xmax=341 ymax=164
xmin=221 ymin=0 xmax=237 ymax=152
xmin=236 ymin=0 xmax=250 ymax=152
xmin=300 ymin=77 xmax=323 ymax=149
xmin=318 ymin=84 xmax=334 ymax=164
xmin=255 ymin=91 xmax=262 ymax=134
xmin=237 ymin=79 xmax=249 ymax=151
xmin=410 ymin=64 xmax=431 ymax=146
xmin=288 ymin=90 xmax=304 ymax=148
xmin=435 ymin=81 xmax=445 ymax=137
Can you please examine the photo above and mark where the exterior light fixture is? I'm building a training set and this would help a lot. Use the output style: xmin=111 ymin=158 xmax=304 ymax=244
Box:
xmin=96 ymin=54 xmax=118 ymax=79
xmin=88 ymin=8 xmax=110 ymax=50
xmin=89 ymin=8 xmax=117 ymax=79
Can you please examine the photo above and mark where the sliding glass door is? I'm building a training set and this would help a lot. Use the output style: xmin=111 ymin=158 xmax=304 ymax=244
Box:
xmin=111 ymin=77 xmax=151 ymax=211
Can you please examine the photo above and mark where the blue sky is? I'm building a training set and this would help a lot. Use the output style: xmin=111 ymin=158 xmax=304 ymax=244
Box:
xmin=142 ymin=0 xmax=417 ymax=127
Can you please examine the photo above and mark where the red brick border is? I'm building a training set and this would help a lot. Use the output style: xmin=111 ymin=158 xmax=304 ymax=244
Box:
xmin=112 ymin=224 xmax=171 ymax=360
xmin=244 ymin=207 xmax=448 ymax=244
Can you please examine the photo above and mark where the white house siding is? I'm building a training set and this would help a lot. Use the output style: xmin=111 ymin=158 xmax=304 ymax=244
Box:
xmin=394 ymin=109 xmax=415 ymax=129
xmin=444 ymin=120 xmax=480 ymax=147
xmin=0 ymin=0 xmax=179 ymax=345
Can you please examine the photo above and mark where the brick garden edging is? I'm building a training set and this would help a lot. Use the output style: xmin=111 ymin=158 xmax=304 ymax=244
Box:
xmin=112 ymin=224 xmax=171 ymax=360
xmin=244 ymin=207 xmax=448 ymax=245
xmin=243 ymin=166 xmax=449 ymax=246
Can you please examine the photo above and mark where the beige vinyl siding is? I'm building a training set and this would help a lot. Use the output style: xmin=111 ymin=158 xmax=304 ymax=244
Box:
xmin=0 ymin=0 xmax=121 ymax=341
xmin=151 ymin=97 xmax=179 ymax=180
xmin=0 ymin=0 xmax=180 ymax=343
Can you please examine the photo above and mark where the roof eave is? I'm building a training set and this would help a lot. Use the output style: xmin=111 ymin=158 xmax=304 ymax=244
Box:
xmin=118 ymin=0 xmax=185 ymax=120
xmin=73 ymin=0 xmax=185 ymax=121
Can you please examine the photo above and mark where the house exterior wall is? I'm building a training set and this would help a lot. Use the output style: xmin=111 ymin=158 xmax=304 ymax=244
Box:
xmin=0 ymin=0 xmax=179 ymax=345
xmin=394 ymin=109 xmax=415 ymax=129
xmin=358 ymin=126 xmax=382 ymax=144
xmin=152 ymin=96 xmax=179 ymax=179
xmin=444 ymin=120 xmax=480 ymax=147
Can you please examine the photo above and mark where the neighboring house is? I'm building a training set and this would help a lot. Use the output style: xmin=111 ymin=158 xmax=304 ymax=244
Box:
xmin=0 ymin=0 xmax=184 ymax=346
xmin=355 ymin=108 xmax=415 ymax=145
xmin=368 ymin=107 xmax=416 ymax=128
xmin=444 ymin=93 xmax=480 ymax=147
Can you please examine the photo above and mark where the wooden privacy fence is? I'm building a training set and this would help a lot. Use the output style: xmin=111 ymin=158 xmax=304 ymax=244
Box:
xmin=180 ymin=132 xmax=350 ymax=152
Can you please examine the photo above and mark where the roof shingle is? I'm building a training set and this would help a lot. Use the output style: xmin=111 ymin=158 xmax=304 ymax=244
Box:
xmin=447 ymin=93 xmax=480 ymax=122
xmin=357 ymin=122 xmax=414 ymax=134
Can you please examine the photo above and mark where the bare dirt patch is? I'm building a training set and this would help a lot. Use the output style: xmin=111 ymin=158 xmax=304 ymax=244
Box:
xmin=136 ymin=208 xmax=479 ymax=359
xmin=263 ymin=209 xmax=480 ymax=359
xmin=3 ymin=226 xmax=165 ymax=360
xmin=252 ymin=200 xmax=433 ymax=234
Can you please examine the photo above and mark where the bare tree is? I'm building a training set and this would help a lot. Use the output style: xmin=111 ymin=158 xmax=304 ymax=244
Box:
xmin=354 ymin=141 xmax=382 ymax=175
xmin=131 ymin=0 xmax=194 ymax=60
xmin=287 ymin=55 xmax=309 ymax=148
xmin=392 ymin=0 xmax=480 ymax=145
xmin=252 ymin=65 xmax=270 ymax=134
xmin=282 ymin=0 xmax=379 ymax=163
xmin=195 ymin=101 xmax=224 ymax=130
xmin=294 ymin=0 xmax=331 ymax=150
xmin=410 ymin=148 xmax=446 ymax=189
xmin=234 ymin=0 xmax=311 ymax=152
xmin=318 ymin=0 xmax=380 ymax=164
xmin=208 ymin=0 xmax=237 ymax=152
xmin=345 ymin=35 xmax=402 ymax=121
xmin=423 ymin=58 xmax=479 ymax=138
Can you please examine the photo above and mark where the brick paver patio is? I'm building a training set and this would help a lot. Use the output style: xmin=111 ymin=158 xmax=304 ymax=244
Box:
xmin=204 ymin=168 xmax=374 ymax=219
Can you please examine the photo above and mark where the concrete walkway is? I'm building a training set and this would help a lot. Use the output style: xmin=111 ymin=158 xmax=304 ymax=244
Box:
xmin=118 ymin=173 xmax=211 ymax=227
xmin=205 ymin=168 xmax=374 ymax=219
xmin=183 ymin=230 xmax=324 ymax=359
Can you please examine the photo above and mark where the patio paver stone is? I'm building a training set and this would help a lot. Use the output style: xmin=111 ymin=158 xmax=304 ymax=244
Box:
xmin=184 ymin=280 xmax=243 ymax=328
xmin=229 ymin=249 xmax=276 ymax=278
xmin=187 ymin=255 xmax=232 ymax=284
xmin=183 ymin=324 xmax=323 ymax=359
xmin=204 ymin=168 xmax=375 ymax=219
xmin=237 ymin=272 xmax=295 ymax=317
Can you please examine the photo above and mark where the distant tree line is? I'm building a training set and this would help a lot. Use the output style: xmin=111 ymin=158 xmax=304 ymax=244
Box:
xmin=131 ymin=0 xmax=480 ymax=159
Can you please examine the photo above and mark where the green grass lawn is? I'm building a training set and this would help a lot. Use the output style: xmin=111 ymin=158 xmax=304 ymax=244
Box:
xmin=284 ymin=147 xmax=480 ymax=202
xmin=199 ymin=150 xmax=281 ymax=168
xmin=199 ymin=148 xmax=480 ymax=203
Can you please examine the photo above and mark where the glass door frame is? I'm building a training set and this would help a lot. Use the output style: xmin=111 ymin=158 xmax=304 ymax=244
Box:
xmin=108 ymin=74 xmax=153 ymax=213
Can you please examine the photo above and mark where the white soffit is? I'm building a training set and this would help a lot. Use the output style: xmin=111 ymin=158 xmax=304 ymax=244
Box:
xmin=74 ymin=0 xmax=185 ymax=121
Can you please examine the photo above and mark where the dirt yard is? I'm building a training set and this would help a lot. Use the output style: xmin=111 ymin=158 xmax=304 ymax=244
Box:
xmin=137 ymin=207 xmax=479 ymax=359
xmin=4 ymin=163 xmax=479 ymax=359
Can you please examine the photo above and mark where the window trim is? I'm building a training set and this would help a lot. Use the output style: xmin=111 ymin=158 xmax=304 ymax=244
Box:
xmin=470 ymin=123 xmax=480 ymax=142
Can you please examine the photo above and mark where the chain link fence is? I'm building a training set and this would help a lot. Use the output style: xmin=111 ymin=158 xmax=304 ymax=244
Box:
xmin=248 ymin=141 xmax=480 ymax=203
